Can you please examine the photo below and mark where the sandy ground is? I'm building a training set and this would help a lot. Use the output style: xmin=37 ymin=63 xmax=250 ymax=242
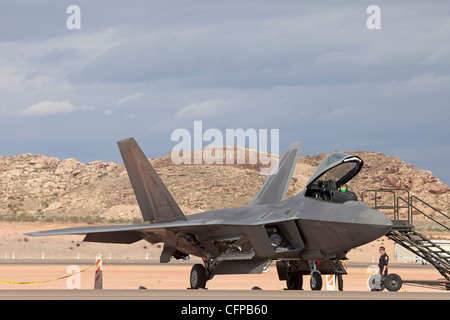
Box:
xmin=0 ymin=222 xmax=164 ymax=260
xmin=0 ymin=263 xmax=446 ymax=293
xmin=0 ymin=222 xmax=447 ymax=294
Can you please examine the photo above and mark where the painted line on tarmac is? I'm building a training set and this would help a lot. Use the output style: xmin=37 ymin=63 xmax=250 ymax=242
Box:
xmin=0 ymin=291 xmax=447 ymax=300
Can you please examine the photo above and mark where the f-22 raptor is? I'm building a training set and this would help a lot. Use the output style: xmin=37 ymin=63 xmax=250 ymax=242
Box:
xmin=27 ymin=138 xmax=392 ymax=290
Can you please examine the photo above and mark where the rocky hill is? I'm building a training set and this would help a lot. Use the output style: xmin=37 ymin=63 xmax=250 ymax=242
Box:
xmin=0 ymin=150 xmax=448 ymax=228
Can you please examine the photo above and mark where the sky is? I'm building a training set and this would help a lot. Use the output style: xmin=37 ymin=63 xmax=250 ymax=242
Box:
xmin=0 ymin=1 xmax=449 ymax=185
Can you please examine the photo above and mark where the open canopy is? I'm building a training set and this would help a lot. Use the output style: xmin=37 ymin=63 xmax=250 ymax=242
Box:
xmin=306 ymin=152 xmax=363 ymax=190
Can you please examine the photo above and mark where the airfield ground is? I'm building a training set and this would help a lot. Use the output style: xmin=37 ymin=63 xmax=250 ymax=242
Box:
xmin=0 ymin=222 xmax=448 ymax=296
xmin=0 ymin=262 xmax=446 ymax=293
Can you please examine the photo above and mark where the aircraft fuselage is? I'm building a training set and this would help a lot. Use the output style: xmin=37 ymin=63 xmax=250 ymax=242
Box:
xmin=182 ymin=189 xmax=392 ymax=268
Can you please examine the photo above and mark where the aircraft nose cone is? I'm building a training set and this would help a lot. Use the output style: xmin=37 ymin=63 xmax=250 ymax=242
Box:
xmin=361 ymin=208 xmax=393 ymax=239
xmin=369 ymin=208 xmax=392 ymax=225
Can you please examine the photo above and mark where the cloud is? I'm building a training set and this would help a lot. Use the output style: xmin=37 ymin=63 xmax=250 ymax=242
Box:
xmin=21 ymin=100 xmax=75 ymax=116
xmin=116 ymin=92 xmax=144 ymax=105
xmin=0 ymin=1 xmax=449 ymax=185
xmin=174 ymin=99 xmax=236 ymax=119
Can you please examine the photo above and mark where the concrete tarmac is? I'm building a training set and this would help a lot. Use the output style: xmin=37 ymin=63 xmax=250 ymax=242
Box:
xmin=1 ymin=260 xmax=448 ymax=299
xmin=0 ymin=289 xmax=449 ymax=300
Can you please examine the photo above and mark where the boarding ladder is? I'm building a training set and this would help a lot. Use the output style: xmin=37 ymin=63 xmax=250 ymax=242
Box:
xmin=362 ymin=188 xmax=450 ymax=289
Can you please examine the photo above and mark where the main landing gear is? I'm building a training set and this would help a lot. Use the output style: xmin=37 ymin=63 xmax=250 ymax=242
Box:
xmin=190 ymin=264 xmax=208 ymax=289
xmin=277 ymin=261 xmax=323 ymax=291
xmin=190 ymin=259 xmax=326 ymax=291
xmin=285 ymin=270 xmax=323 ymax=290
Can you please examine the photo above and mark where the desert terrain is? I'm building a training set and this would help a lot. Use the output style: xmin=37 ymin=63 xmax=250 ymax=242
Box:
xmin=0 ymin=262 xmax=445 ymax=293
xmin=0 ymin=148 xmax=448 ymax=226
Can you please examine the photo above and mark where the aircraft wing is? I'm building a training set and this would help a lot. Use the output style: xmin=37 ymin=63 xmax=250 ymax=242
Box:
xmin=250 ymin=141 xmax=303 ymax=206
xmin=26 ymin=138 xmax=303 ymax=265
xmin=24 ymin=215 xmax=286 ymax=263
xmin=25 ymin=221 xmax=196 ymax=242
xmin=25 ymin=220 xmax=212 ymax=262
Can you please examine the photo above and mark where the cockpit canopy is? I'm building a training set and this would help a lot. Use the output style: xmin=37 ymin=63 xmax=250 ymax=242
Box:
xmin=306 ymin=152 xmax=363 ymax=191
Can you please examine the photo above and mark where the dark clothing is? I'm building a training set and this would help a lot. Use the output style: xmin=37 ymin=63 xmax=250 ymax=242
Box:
xmin=378 ymin=252 xmax=389 ymax=276
xmin=337 ymin=274 xmax=343 ymax=291
xmin=332 ymin=190 xmax=357 ymax=203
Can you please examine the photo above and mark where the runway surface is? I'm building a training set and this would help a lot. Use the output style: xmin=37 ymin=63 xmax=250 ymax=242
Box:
xmin=1 ymin=260 xmax=448 ymax=302
xmin=0 ymin=289 xmax=449 ymax=300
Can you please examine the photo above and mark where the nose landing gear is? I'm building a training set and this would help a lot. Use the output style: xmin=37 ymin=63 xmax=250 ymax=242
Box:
xmin=310 ymin=270 xmax=323 ymax=291
xmin=277 ymin=260 xmax=324 ymax=291
xmin=308 ymin=260 xmax=322 ymax=290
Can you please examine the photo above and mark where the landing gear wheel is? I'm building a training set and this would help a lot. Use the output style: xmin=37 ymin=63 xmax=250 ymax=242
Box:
xmin=310 ymin=270 xmax=322 ymax=291
xmin=286 ymin=273 xmax=303 ymax=290
xmin=384 ymin=274 xmax=402 ymax=292
xmin=190 ymin=264 xmax=207 ymax=289
xmin=368 ymin=274 xmax=385 ymax=291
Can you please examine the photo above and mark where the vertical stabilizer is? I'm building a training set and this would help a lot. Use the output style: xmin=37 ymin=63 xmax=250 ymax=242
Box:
xmin=250 ymin=141 xmax=303 ymax=206
xmin=117 ymin=138 xmax=187 ymax=223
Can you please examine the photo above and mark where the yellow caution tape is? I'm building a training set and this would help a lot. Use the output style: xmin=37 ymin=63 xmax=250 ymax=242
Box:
xmin=360 ymin=268 xmax=375 ymax=275
xmin=0 ymin=263 xmax=94 ymax=285
xmin=102 ymin=259 xmax=119 ymax=270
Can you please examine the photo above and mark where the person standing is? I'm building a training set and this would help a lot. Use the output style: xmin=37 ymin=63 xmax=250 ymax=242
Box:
xmin=378 ymin=246 xmax=389 ymax=277
xmin=337 ymin=259 xmax=348 ymax=291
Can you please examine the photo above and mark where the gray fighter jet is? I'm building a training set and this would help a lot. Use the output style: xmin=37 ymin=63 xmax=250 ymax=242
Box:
xmin=26 ymin=138 xmax=392 ymax=290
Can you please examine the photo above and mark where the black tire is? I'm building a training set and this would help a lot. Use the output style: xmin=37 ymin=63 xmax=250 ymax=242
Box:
xmin=310 ymin=271 xmax=322 ymax=291
xmin=286 ymin=273 xmax=303 ymax=290
xmin=384 ymin=273 xmax=402 ymax=292
xmin=190 ymin=264 xmax=207 ymax=289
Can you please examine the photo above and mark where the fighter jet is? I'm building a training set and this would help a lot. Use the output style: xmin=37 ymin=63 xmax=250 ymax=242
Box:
xmin=26 ymin=138 xmax=392 ymax=290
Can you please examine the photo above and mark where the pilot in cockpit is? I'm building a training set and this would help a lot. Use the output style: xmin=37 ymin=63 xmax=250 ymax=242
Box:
xmin=305 ymin=152 xmax=363 ymax=203
xmin=333 ymin=184 xmax=357 ymax=203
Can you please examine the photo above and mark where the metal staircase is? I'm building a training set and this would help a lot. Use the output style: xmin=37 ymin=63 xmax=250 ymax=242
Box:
xmin=362 ymin=188 xmax=450 ymax=289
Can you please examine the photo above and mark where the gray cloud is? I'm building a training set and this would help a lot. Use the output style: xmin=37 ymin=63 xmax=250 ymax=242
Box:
xmin=21 ymin=100 xmax=75 ymax=115
xmin=0 ymin=1 xmax=449 ymax=184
